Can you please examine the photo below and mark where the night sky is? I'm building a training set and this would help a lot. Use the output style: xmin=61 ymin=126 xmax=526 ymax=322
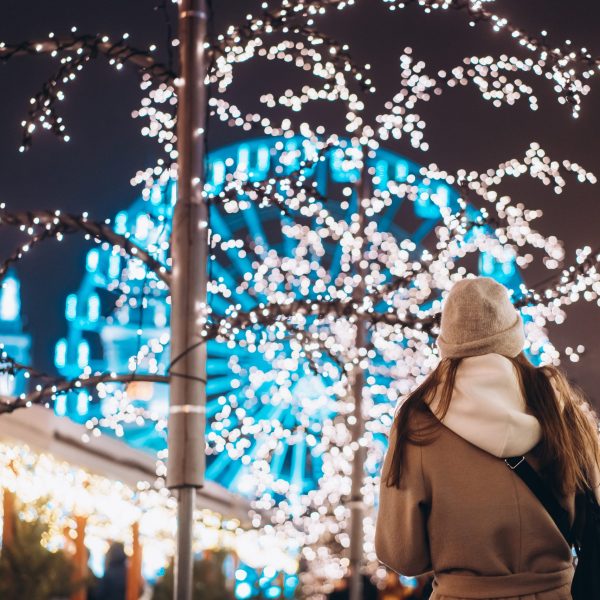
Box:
xmin=2 ymin=1 xmax=600 ymax=402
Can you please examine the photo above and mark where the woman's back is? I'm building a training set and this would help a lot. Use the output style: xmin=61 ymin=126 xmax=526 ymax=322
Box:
xmin=376 ymin=410 xmax=574 ymax=599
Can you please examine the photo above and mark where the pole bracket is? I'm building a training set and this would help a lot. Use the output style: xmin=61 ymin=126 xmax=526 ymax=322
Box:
xmin=169 ymin=404 xmax=206 ymax=414
xmin=181 ymin=10 xmax=207 ymax=19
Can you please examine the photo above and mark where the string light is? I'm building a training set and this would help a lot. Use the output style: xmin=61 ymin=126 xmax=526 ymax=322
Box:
xmin=0 ymin=211 xmax=170 ymax=284
xmin=0 ymin=441 xmax=253 ymax=583
xmin=2 ymin=1 xmax=600 ymax=597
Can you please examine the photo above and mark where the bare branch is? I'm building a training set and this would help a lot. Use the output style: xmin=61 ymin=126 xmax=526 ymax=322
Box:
xmin=0 ymin=210 xmax=171 ymax=285
xmin=0 ymin=371 xmax=169 ymax=415
xmin=0 ymin=35 xmax=175 ymax=81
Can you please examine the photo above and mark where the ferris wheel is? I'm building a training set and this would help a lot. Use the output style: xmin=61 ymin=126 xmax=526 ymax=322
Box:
xmin=54 ymin=135 xmax=519 ymax=499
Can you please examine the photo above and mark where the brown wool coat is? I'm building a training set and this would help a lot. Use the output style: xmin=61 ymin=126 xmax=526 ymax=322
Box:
xmin=375 ymin=413 xmax=575 ymax=600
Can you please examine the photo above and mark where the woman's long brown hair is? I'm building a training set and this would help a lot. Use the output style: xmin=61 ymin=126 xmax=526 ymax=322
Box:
xmin=385 ymin=352 xmax=600 ymax=497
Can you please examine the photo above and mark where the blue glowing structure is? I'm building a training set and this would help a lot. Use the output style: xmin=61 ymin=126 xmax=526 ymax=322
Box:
xmin=0 ymin=270 xmax=31 ymax=397
xmin=53 ymin=136 xmax=525 ymax=598
xmin=54 ymin=137 xmax=522 ymax=491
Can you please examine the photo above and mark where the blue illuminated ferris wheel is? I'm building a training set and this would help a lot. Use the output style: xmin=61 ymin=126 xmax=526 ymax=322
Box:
xmin=54 ymin=136 xmax=521 ymax=497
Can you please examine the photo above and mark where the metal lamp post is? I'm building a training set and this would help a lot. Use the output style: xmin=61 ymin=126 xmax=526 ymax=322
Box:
xmin=167 ymin=1 xmax=210 ymax=599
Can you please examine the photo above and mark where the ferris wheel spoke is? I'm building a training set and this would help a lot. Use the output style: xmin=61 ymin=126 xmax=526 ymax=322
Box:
xmin=269 ymin=440 xmax=287 ymax=483
xmin=206 ymin=450 xmax=235 ymax=482
xmin=411 ymin=217 xmax=440 ymax=244
xmin=205 ymin=400 xmax=224 ymax=419
xmin=240 ymin=201 xmax=269 ymax=247
xmin=123 ymin=425 xmax=165 ymax=449
xmin=207 ymin=338 xmax=255 ymax=359
xmin=209 ymin=292 xmax=232 ymax=316
xmin=206 ymin=375 xmax=240 ymax=396
xmin=206 ymin=357 xmax=235 ymax=377
xmin=309 ymin=451 xmax=323 ymax=487
xmin=375 ymin=202 xmax=406 ymax=237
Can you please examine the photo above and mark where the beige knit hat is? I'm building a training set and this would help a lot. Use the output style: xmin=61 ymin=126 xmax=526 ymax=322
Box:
xmin=437 ymin=277 xmax=525 ymax=359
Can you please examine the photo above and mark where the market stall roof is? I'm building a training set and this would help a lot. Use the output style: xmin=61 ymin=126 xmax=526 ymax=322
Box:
xmin=0 ymin=405 xmax=250 ymax=521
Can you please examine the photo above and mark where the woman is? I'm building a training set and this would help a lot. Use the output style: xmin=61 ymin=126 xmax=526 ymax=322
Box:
xmin=375 ymin=277 xmax=600 ymax=600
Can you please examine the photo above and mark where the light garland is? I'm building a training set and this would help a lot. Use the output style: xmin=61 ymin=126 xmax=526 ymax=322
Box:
xmin=0 ymin=34 xmax=174 ymax=152
xmin=0 ymin=209 xmax=170 ymax=284
xmin=0 ymin=441 xmax=244 ymax=580
xmin=2 ymin=1 xmax=600 ymax=597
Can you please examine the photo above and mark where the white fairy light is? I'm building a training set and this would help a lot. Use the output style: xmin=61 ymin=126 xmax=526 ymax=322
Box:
xmin=1 ymin=1 xmax=600 ymax=596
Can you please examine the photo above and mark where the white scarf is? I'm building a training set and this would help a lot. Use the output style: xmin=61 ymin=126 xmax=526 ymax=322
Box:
xmin=428 ymin=353 xmax=542 ymax=458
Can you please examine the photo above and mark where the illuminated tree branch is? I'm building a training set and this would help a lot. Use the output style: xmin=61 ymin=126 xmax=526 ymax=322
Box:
xmin=0 ymin=210 xmax=171 ymax=285
xmin=0 ymin=371 xmax=169 ymax=415
xmin=0 ymin=34 xmax=174 ymax=77
xmin=0 ymin=34 xmax=175 ymax=150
